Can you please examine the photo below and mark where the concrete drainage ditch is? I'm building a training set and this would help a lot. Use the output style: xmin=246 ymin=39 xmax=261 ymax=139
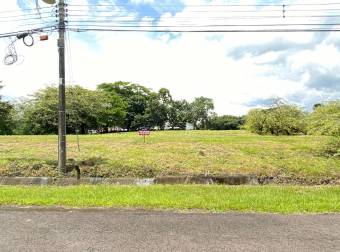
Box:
xmin=0 ymin=175 xmax=259 ymax=186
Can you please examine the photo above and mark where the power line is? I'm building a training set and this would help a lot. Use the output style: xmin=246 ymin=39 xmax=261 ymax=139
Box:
xmin=68 ymin=2 xmax=340 ymax=7
xmin=16 ymin=21 xmax=58 ymax=28
xmin=0 ymin=16 xmax=53 ymax=23
xmin=65 ymin=29 xmax=74 ymax=85
xmin=69 ymin=27 xmax=340 ymax=33
xmin=3 ymin=2 xmax=340 ymax=37
xmin=67 ymin=9 xmax=284 ymax=14
xmin=65 ymin=23 xmax=340 ymax=28
xmin=0 ymin=11 xmax=55 ymax=19
xmin=64 ymin=1 xmax=340 ymax=28
xmin=65 ymin=15 xmax=340 ymax=22
xmin=63 ymin=2 xmax=340 ymax=33
xmin=65 ymin=16 xmax=339 ymax=23
xmin=0 ymin=6 xmax=54 ymax=14
xmin=66 ymin=8 xmax=340 ymax=14
xmin=64 ymin=8 xmax=340 ymax=21
xmin=0 ymin=26 xmax=57 ymax=39
xmin=64 ymin=20 xmax=340 ymax=31
xmin=3 ymin=2 xmax=340 ymax=32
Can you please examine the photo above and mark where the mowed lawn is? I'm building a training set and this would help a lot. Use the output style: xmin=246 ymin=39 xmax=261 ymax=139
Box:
xmin=0 ymin=130 xmax=339 ymax=180
xmin=1 ymin=185 xmax=339 ymax=213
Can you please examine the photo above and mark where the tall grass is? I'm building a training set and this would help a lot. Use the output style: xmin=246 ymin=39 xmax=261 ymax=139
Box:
xmin=0 ymin=131 xmax=339 ymax=180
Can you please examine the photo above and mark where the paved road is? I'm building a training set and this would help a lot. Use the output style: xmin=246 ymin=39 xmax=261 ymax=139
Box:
xmin=0 ymin=207 xmax=339 ymax=252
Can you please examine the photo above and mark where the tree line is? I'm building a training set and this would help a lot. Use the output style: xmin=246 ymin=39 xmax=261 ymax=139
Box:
xmin=1 ymin=83 xmax=338 ymax=136
xmin=0 ymin=82 xmax=244 ymax=135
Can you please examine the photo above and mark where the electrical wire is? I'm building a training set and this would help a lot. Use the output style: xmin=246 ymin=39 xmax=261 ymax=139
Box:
xmin=35 ymin=0 xmax=42 ymax=19
xmin=3 ymin=38 xmax=18 ymax=65
xmin=67 ymin=2 xmax=340 ymax=7
xmin=65 ymin=13 xmax=340 ymax=19
xmin=66 ymin=29 xmax=74 ymax=85
xmin=0 ymin=11 xmax=56 ymax=19
xmin=0 ymin=6 xmax=54 ymax=14
xmin=67 ymin=9 xmax=285 ymax=14
xmin=0 ymin=15 xmax=56 ymax=23
xmin=68 ymin=27 xmax=340 ymax=33
xmin=22 ymin=34 xmax=34 ymax=47
xmin=63 ymin=1 xmax=340 ymax=33
xmin=3 ymin=2 xmax=340 ymax=40
xmin=66 ymin=14 xmax=284 ymax=19
xmin=66 ymin=8 xmax=340 ymax=14
xmin=64 ymin=23 xmax=340 ymax=28
xmin=65 ymin=12 xmax=340 ymax=23
xmin=0 ymin=26 xmax=58 ymax=39
xmin=2 ymin=25 xmax=58 ymax=65
xmin=64 ymin=1 xmax=340 ymax=23
xmin=15 ymin=21 xmax=58 ymax=28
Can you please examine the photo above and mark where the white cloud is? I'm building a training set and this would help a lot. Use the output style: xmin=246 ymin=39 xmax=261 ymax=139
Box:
xmin=1 ymin=0 xmax=340 ymax=116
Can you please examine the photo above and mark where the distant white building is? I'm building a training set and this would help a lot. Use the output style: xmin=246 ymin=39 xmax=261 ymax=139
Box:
xmin=162 ymin=122 xmax=194 ymax=130
xmin=186 ymin=123 xmax=194 ymax=130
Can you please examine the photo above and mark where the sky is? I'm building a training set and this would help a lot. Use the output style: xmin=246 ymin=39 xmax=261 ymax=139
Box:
xmin=0 ymin=0 xmax=340 ymax=115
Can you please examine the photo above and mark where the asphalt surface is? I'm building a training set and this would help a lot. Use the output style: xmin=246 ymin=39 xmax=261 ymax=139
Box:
xmin=0 ymin=207 xmax=339 ymax=252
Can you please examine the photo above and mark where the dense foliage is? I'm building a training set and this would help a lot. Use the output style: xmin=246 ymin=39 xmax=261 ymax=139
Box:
xmin=189 ymin=97 xmax=215 ymax=130
xmin=208 ymin=115 xmax=245 ymax=130
xmin=245 ymin=100 xmax=340 ymax=136
xmin=2 ymin=82 xmax=233 ymax=134
xmin=0 ymin=86 xmax=15 ymax=135
xmin=97 ymin=83 xmax=220 ymax=131
xmin=307 ymin=101 xmax=340 ymax=137
xmin=318 ymin=137 xmax=340 ymax=158
xmin=1 ymin=82 xmax=338 ymax=136
xmin=245 ymin=103 xmax=307 ymax=135
xmin=14 ymin=86 xmax=126 ymax=135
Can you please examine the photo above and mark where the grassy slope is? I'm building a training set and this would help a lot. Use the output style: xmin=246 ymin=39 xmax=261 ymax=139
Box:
xmin=0 ymin=131 xmax=339 ymax=180
xmin=0 ymin=185 xmax=339 ymax=213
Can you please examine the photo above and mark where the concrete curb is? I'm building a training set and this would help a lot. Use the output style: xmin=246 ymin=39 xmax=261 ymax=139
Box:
xmin=0 ymin=175 xmax=259 ymax=186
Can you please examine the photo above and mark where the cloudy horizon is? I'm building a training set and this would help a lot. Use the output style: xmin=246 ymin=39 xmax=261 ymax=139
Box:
xmin=1 ymin=0 xmax=340 ymax=116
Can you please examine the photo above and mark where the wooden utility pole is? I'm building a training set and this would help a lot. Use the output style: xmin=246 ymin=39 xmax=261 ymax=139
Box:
xmin=58 ymin=0 xmax=66 ymax=173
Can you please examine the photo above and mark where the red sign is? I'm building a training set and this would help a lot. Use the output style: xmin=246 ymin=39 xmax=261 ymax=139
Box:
xmin=139 ymin=130 xmax=150 ymax=136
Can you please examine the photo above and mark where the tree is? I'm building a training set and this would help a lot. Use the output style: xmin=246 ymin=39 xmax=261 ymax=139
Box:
xmin=246 ymin=103 xmax=307 ymax=135
xmin=0 ymin=86 xmax=14 ymax=135
xmin=144 ymin=88 xmax=173 ymax=130
xmin=244 ymin=109 xmax=267 ymax=134
xmin=98 ymin=82 xmax=152 ymax=131
xmin=168 ymin=100 xmax=190 ymax=130
xmin=308 ymin=101 xmax=340 ymax=136
xmin=207 ymin=115 xmax=245 ymax=130
xmin=189 ymin=97 xmax=214 ymax=129
xmin=94 ymin=89 xmax=126 ymax=131
xmin=65 ymin=86 xmax=125 ymax=133
xmin=19 ymin=85 xmax=124 ymax=134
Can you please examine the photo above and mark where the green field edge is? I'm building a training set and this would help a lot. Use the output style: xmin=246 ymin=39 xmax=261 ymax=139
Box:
xmin=1 ymin=131 xmax=339 ymax=180
xmin=0 ymin=185 xmax=339 ymax=214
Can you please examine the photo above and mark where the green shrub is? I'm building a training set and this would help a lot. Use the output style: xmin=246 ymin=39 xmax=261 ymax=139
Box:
xmin=245 ymin=104 xmax=307 ymax=135
xmin=308 ymin=101 xmax=340 ymax=137
xmin=319 ymin=137 xmax=340 ymax=158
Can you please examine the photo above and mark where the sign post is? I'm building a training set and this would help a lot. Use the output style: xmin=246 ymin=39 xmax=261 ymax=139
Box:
xmin=139 ymin=130 xmax=150 ymax=143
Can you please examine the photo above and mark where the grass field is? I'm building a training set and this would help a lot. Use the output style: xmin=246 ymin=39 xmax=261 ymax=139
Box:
xmin=0 ymin=185 xmax=339 ymax=213
xmin=0 ymin=130 xmax=339 ymax=182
